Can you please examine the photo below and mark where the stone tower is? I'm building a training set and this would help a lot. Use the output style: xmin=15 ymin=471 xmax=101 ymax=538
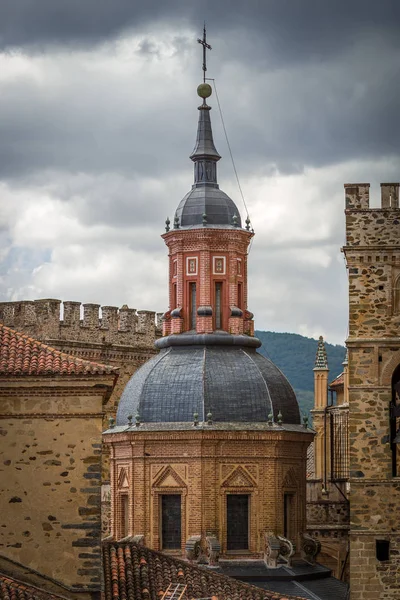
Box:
xmin=307 ymin=339 xmax=350 ymax=579
xmin=311 ymin=336 xmax=330 ymax=485
xmin=343 ymin=182 xmax=400 ymax=598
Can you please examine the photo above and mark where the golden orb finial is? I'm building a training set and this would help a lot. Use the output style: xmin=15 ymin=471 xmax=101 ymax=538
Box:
xmin=197 ymin=83 xmax=212 ymax=99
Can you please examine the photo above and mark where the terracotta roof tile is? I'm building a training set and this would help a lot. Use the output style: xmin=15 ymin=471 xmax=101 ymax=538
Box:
xmin=306 ymin=441 xmax=315 ymax=479
xmin=0 ymin=323 xmax=118 ymax=377
xmin=329 ymin=372 xmax=344 ymax=388
xmin=0 ymin=575 xmax=64 ymax=600
xmin=103 ymin=541 xmax=306 ymax=600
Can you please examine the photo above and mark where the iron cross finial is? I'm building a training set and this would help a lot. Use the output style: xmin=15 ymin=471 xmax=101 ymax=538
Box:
xmin=197 ymin=23 xmax=212 ymax=83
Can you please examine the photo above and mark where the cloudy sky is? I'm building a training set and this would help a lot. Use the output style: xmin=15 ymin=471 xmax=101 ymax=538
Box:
xmin=0 ymin=1 xmax=399 ymax=345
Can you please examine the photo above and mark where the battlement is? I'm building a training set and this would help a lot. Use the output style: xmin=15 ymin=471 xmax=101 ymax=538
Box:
xmin=344 ymin=182 xmax=400 ymax=248
xmin=345 ymin=182 xmax=399 ymax=210
xmin=0 ymin=299 xmax=163 ymax=348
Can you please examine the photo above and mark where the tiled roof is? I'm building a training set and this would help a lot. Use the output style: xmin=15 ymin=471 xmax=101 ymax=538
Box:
xmin=0 ymin=323 xmax=118 ymax=376
xmin=0 ymin=574 xmax=64 ymax=600
xmin=103 ymin=541 xmax=305 ymax=600
xmin=329 ymin=373 xmax=344 ymax=388
xmin=306 ymin=441 xmax=315 ymax=479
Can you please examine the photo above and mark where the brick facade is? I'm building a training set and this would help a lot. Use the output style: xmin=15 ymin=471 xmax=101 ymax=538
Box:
xmin=162 ymin=228 xmax=255 ymax=337
xmin=104 ymin=426 xmax=312 ymax=557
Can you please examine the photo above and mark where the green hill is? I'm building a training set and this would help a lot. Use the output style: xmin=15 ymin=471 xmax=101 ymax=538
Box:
xmin=255 ymin=331 xmax=346 ymax=418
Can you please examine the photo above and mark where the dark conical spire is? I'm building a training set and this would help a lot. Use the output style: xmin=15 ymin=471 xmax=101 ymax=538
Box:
xmin=190 ymin=100 xmax=220 ymax=187
xmin=190 ymin=103 xmax=221 ymax=161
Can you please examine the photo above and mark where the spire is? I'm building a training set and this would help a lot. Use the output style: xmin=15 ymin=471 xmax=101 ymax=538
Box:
xmin=190 ymin=104 xmax=221 ymax=163
xmin=314 ymin=336 xmax=329 ymax=370
xmin=189 ymin=89 xmax=221 ymax=187
xmin=342 ymin=348 xmax=348 ymax=366
xmin=171 ymin=27 xmax=242 ymax=228
xmin=190 ymin=25 xmax=220 ymax=187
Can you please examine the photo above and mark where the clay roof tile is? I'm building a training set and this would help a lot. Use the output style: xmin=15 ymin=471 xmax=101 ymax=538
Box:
xmin=102 ymin=541 xmax=306 ymax=600
xmin=0 ymin=323 xmax=118 ymax=377
xmin=0 ymin=574 xmax=65 ymax=600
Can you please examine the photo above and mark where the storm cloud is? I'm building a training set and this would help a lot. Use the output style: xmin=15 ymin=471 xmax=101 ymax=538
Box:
xmin=0 ymin=1 xmax=399 ymax=345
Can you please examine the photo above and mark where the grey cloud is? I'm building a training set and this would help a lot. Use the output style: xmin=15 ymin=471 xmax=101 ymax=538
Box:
xmin=1 ymin=0 xmax=400 ymax=65
xmin=0 ymin=30 xmax=399 ymax=187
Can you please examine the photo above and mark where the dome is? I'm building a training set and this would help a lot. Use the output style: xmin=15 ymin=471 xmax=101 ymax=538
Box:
xmin=116 ymin=334 xmax=300 ymax=426
xmin=175 ymin=186 xmax=242 ymax=228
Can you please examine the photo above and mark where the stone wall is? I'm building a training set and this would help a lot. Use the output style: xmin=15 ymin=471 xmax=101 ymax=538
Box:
xmin=344 ymin=182 xmax=400 ymax=599
xmin=0 ymin=299 xmax=162 ymax=347
xmin=0 ymin=375 xmax=114 ymax=596
xmin=306 ymin=480 xmax=349 ymax=580
xmin=0 ymin=299 xmax=162 ymax=486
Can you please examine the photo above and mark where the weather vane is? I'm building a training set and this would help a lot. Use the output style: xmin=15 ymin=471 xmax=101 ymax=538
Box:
xmin=197 ymin=23 xmax=212 ymax=83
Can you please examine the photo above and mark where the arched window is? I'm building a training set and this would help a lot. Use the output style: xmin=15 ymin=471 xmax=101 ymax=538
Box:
xmin=393 ymin=276 xmax=400 ymax=314
xmin=390 ymin=364 xmax=400 ymax=477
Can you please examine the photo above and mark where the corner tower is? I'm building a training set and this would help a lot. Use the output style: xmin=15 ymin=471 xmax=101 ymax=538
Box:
xmin=162 ymin=82 xmax=254 ymax=337
xmin=343 ymin=182 xmax=400 ymax=599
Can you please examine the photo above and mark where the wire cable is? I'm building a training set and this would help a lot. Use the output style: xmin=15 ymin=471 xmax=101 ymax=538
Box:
xmin=206 ymin=77 xmax=250 ymax=222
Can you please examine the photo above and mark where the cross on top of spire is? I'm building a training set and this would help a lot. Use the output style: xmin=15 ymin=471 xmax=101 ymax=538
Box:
xmin=197 ymin=23 xmax=212 ymax=83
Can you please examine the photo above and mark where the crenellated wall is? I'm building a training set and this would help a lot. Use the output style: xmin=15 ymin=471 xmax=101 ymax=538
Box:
xmin=0 ymin=299 xmax=163 ymax=347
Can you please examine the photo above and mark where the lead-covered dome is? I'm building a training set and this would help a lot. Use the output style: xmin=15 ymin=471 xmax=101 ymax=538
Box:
xmin=175 ymin=187 xmax=242 ymax=228
xmin=116 ymin=334 xmax=300 ymax=426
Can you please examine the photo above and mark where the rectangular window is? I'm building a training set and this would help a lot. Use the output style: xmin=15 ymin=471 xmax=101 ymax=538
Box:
xmin=173 ymin=283 xmax=177 ymax=310
xmin=237 ymin=282 xmax=243 ymax=310
xmin=189 ymin=282 xmax=197 ymax=329
xmin=376 ymin=540 xmax=390 ymax=561
xmin=186 ymin=257 xmax=198 ymax=276
xmin=213 ymin=256 xmax=226 ymax=275
xmin=161 ymin=495 xmax=182 ymax=550
xmin=215 ymin=282 xmax=222 ymax=329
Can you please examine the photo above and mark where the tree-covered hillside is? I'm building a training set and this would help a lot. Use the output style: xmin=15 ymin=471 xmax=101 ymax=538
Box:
xmin=255 ymin=331 xmax=346 ymax=418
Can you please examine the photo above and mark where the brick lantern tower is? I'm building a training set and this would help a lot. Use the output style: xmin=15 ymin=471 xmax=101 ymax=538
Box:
xmin=104 ymin=63 xmax=314 ymax=562
xmin=162 ymin=88 xmax=254 ymax=338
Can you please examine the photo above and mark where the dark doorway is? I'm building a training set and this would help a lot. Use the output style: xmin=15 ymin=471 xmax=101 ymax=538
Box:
xmin=284 ymin=493 xmax=294 ymax=539
xmin=227 ymin=494 xmax=249 ymax=550
xmin=161 ymin=495 xmax=181 ymax=549
xmin=121 ymin=495 xmax=129 ymax=538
